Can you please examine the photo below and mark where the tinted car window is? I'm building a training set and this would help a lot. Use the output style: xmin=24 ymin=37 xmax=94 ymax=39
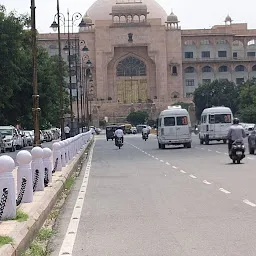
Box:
xmin=177 ymin=116 xmax=188 ymax=125
xmin=164 ymin=117 xmax=175 ymax=126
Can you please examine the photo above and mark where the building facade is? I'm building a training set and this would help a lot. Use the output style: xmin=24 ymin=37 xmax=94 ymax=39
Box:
xmin=38 ymin=0 xmax=256 ymax=125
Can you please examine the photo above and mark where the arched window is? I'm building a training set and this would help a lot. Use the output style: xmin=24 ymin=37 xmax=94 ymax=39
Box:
xmin=120 ymin=16 xmax=126 ymax=23
xmin=185 ymin=67 xmax=195 ymax=73
xmin=172 ymin=66 xmax=177 ymax=75
xmin=252 ymin=65 xmax=256 ymax=71
xmin=113 ymin=16 xmax=119 ymax=23
xmin=235 ymin=65 xmax=246 ymax=72
xmin=116 ymin=56 xmax=146 ymax=76
xmin=133 ymin=15 xmax=139 ymax=23
xmin=219 ymin=66 xmax=228 ymax=72
xmin=202 ymin=66 xmax=212 ymax=72
xmin=248 ymin=39 xmax=256 ymax=46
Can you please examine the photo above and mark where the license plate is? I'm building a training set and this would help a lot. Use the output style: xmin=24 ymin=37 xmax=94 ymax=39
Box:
xmin=236 ymin=151 xmax=242 ymax=155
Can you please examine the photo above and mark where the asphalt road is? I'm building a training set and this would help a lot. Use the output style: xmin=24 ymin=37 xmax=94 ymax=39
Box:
xmin=49 ymin=134 xmax=256 ymax=256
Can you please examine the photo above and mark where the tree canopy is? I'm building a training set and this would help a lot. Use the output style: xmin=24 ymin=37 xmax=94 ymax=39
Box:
xmin=0 ymin=7 xmax=69 ymax=129
xmin=193 ymin=80 xmax=239 ymax=120
xmin=127 ymin=111 xmax=149 ymax=126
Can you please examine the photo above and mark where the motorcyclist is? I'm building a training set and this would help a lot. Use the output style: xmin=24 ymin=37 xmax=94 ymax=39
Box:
xmin=227 ymin=118 xmax=246 ymax=155
xmin=114 ymin=126 xmax=124 ymax=144
xmin=142 ymin=127 xmax=148 ymax=139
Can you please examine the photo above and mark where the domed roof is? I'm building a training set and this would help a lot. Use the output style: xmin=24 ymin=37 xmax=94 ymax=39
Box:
xmin=167 ymin=11 xmax=178 ymax=22
xmin=225 ymin=14 xmax=232 ymax=22
xmin=86 ymin=0 xmax=167 ymax=24
xmin=83 ymin=12 xmax=93 ymax=24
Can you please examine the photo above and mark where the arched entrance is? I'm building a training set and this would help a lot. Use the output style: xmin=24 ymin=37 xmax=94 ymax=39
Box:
xmin=116 ymin=56 xmax=148 ymax=103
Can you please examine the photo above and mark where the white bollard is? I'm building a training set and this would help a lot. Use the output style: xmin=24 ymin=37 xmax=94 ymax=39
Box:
xmin=16 ymin=150 xmax=33 ymax=203
xmin=59 ymin=141 xmax=66 ymax=167
xmin=43 ymin=148 xmax=53 ymax=184
xmin=63 ymin=140 xmax=69 ymax=164
xmin=0 ymin=156 xmax=16 ymax=220
xmin=52 ymin=142 xmax=62 ymax=172
xmin=31 ymin=147 xmax=44 ymax=192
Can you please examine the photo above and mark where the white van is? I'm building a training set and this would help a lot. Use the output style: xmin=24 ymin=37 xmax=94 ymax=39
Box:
xmin=157 ymin=106 xmax=192 ymax=149
xmin=199 ymin=106 xmax=233 ymax=145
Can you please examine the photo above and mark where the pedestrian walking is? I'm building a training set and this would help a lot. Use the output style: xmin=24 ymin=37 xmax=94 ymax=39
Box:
xmin=64 ymin=124 xmax=71 ymax=139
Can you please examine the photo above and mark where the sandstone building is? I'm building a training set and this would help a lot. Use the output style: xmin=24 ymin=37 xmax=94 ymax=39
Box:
xmin=38 ymin=0 xmax=256 ymax=125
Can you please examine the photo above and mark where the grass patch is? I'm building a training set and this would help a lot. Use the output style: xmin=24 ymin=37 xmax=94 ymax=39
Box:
xmin=23 ymin=228 xmax=53 ymax=256
xmin=0 ymin=235 xmax=13 ymax=247
xmin=15 ymin=210 xmax=29 ymax=222
xmin=64 ymin=177 xmax=74 ymax=191
xmin=37 ymin=228 xmax=53 ymax=242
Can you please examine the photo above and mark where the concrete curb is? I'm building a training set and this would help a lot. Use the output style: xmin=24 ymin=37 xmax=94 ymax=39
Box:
xmin=0 ymin=138 xmax=94 ymax=256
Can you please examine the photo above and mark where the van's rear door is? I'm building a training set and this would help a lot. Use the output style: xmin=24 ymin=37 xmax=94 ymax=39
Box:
xmin=162 ymin=116 xmax=176 ymax=140
xmin=176 ymin=116 xmax=190 ymax=139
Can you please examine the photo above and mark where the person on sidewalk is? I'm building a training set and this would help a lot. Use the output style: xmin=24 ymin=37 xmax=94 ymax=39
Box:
xmin=64 ymin=124 xmax=71 ymax=139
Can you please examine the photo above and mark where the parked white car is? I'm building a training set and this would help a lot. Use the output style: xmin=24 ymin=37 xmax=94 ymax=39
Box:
xmin=0 ymin=126 xmax=19 ymax=151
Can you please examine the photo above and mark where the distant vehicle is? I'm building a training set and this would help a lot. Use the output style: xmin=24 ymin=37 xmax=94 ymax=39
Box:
xmin=131 ymin=127 xmax=137 ymax=134
xmin=199 ymin=106 xmax=233 ymax=145
xmin=248 ymin=125 xmax=256 ymax=154
xmin=229 ymin=139 xmax=245 ymax=164
xmin=0 ymin=132 xmax=6 ymax=153
xmin=24 ymin=131 xmax=33 ymax=146
xmin=241 ymin=123 xmax=255 ymax=136
xmin=136 ymin=125 xmax=147 ymax=134
xmin=0 ymin=126 xmax=18 ymax=151
xmin=157 ymin=106 xmax=192 ymax=149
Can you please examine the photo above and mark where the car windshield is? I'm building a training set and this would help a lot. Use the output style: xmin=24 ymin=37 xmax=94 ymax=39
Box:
xmin=0 ymin=129 xmax=12 ymax=135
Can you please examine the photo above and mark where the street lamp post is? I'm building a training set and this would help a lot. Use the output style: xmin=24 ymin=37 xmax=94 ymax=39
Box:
xmin=81 ymin=56 xmax=93 ymax=129
xmin=50 ymin=6 xmax=87 ymax=137
xmin=30 ymin=0 xmax=40 ymax=146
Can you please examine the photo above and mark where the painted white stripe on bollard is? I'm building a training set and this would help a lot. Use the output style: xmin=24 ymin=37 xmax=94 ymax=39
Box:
xmin=52 ymin=142 xmax=62 ymax=172
xmin=59 ymin=141 xmax=66 ymax=167
xmin=31 ymin=147 xmax=45 ymax=192
xmin=0 ymin=156 xmax=16 ymax=219
xmin=43 ymin=148 xmax=53 ymax=183
xmin=16 ymin=150 xmax=33 ymax=203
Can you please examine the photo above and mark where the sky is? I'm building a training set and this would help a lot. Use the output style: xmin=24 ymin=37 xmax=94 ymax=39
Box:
xmin=1 ymin=0 xmax=256 ymax=33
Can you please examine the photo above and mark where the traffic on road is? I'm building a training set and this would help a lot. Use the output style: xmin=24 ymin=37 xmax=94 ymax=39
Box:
xmin=48 ymin=105 xmax=256 ymax=256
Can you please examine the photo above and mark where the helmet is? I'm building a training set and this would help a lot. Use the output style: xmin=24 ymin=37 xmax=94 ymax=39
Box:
xmin=233 ymin=118 xmax=239 ymax=124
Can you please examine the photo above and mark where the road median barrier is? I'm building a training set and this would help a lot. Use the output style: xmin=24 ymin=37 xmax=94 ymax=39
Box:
xmin=0 ymin=130 xmax=94 ymax=256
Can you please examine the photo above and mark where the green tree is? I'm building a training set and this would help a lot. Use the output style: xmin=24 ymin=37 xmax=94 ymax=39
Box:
xmin=237 ymin=80 xmax=256 ymax=123
xmin=193 ymin=80 xmax=239 ymax=120
xmin=127 ymin=111 xmax=149 ymax=126
xmin=172 ymin=101 xmax=193 ymax=111
xmin=0 ymin=7 xmax=69 ymax=129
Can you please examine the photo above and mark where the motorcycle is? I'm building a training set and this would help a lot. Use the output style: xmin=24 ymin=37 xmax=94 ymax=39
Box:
xmin=142 ymin=133 xmax=148 ymax=141
xmin=115 ymin=137 xmax=123 ymax=149
xmin=229 ymin=139 xmax=245 ymax=164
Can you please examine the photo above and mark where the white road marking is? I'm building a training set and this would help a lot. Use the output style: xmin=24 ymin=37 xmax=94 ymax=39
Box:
xmin=172 ymin=166 xmax=177 ymax=169
xmin=219 ymin=188 xmax=231 ymax=194
xmin=58 ymin=142 xmax=95 ymax=256
xmin=216 ymin=151 xmax=221 ymax=154
xmin=247 ymin=157 xmax=254 ymax=160
xmin=189 ymin=174 xmax=197 ymax=179
xmin=151 ymin=156 xmax=155 ymax=158
xmin=224 ymin=153 xmax=228 ymax=155
xmin=180 ymin=170 xmax=186 ymax=174
xmin=166 ymin=162 xmax=170 ymax=165
xmin=160 ymin=160 xmax=164 ymax=162
xmin=208 ymin=149 xmax=212 ymax=152
xmin=201 ymin=148 xmax=205 ymax=150
xmin=243 ymin=199 xmax=256 ymax=207
xmin=203 ymin=180 xmax=212 ymax=185
xmin=155 ymin=157 xmax=159 ymax=160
